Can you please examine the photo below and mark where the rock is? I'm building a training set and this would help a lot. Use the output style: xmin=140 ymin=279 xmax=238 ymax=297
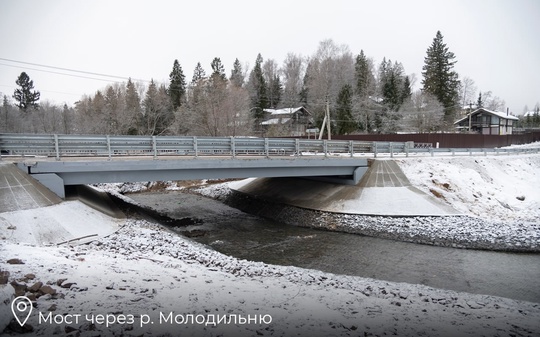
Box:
xmin=28 ymin=281 xmax=43 ymax=293
xmin=47 ymin=304 xmax=57 ymax=311
xmin=61 ymin=282 xmax=77 ymax=289
xmin=0 ymin=270 xmax=9 ymax=285
xmin=6 ymin=258 xmax=24 ymax=265
xmin=56 ymin=278 xmax=68 ymax=286
xmin=24 ymin=273 xmax=36 ymax=281
xmin=65 ymin=325 xmax=78 ymax=333
xmin=7 ymin=320 xmax=34 ymax=333
xmin=9 ymin=281 xmax=27 ymax=296
xmin=39 ymin=285 xmax=57 ymax=295
xmin=516 ymin=195 xmax=525 ymax=201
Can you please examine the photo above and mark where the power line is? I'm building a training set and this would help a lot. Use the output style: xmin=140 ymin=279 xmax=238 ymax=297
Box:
xmin=0 ymin=57 xmax=148 ymax=82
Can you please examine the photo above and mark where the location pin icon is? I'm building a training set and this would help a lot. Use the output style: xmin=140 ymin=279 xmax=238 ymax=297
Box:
xmin=11 ymin=296 xmax=33 ymax=327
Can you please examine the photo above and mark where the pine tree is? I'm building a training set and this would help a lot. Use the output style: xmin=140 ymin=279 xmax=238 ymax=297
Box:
xmin=210 ymin=57 xmax=226 ymax=82
xmin=401 ymin=76 xmax=412 ymax=103
xmin=335 ymin=84 xmax=356 ymax=134
xmin=13 ymin=72 xmax=40 ymax=111
xmin=421 ymin=31 xmax=460 ymax=122
xmin=230 ymin=58 xmax=244 ymax=87
xmin=191 ymin=62 xmax=206 ymax=85
xmin=169 ymin=59 xmax=186 ymax=110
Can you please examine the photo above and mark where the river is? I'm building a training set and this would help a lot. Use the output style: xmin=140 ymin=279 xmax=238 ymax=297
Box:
xmin=126 ymin=190 xmax=540 ymax=303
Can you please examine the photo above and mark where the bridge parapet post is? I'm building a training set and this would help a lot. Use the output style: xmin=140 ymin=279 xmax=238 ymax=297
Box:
xmin=231 ymin=136 xmax=236 ymax=158
xmin=193 ymin=136 xmax=198 ymax=158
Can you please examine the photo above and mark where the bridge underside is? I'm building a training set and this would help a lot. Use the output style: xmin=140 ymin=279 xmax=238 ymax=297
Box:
xmin=18 ymin=157 xmax=368 ymax=198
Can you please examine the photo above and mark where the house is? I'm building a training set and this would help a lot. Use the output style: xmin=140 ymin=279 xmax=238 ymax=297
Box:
xmin=260 ymin=107 xmax=313 ymax=136
xmin=454 ymin=108 xmax=519 ymax=135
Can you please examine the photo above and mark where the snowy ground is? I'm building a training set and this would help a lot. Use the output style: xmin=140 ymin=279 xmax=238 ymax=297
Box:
xmin=1 ymin=149 xmax=540 ymax=336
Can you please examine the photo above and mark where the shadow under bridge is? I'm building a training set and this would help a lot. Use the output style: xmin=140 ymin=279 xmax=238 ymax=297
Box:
xmin=19 ymin=157 xmax=369 ymax=198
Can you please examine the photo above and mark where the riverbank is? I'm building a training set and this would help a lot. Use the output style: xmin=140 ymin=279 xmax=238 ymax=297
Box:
xmin=2 ymin=218 xmax=539 ymax=337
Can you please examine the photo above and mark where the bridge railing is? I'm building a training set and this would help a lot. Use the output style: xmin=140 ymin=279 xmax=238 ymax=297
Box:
xmin=1 ymin=133 xmax=538 ymax=160
xmin=0 ymin=134 xmax=376 ymax=159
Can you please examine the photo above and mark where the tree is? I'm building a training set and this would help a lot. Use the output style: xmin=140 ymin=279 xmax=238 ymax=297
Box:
xmin=210 ymin=57 xmax=227 ymax=82
xmin=169 ymin=59 xmax=186 ymax=111
xmin=335 ymin=84 xmax=356 ymax=134
xmin=421 ymin=31 xmax=460 ymax=122
xmin=247 ymin=53 xmax=268 ymax=123
xmin=142 ymin=79 xmax=174 ymax=135
xmin=191 ymin=62 xmax=206 ymax=85
xmin=230 ymin=58 xmax=245 ymax=87
xmin=13 ymin=72 xmax=40 ymax=111
xmin=125 ymin=78 xmax=142 ymax=134
xmin=354 ymin=50 xmax=376 ymax=99
xmin=476 ymin=92 xmax=484 ymax=109
xmin=459 ymin=76 xmax=477 ymax=109
xmin=281 ymin=53 xmax=304 ymax=107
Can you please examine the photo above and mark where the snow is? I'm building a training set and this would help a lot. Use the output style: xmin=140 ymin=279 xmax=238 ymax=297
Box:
xmin=397 ymin=155 xmax=540 ymax=223
xmin=1 ymin=152 xmax=540 ymax=336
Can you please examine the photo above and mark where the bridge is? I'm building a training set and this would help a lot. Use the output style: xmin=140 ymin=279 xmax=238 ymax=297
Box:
xmin=1 ymin=134 xmax=373 ymax=198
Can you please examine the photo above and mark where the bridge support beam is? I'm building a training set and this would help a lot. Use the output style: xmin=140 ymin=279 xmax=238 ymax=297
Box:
xmin=30 ymin=173 xmax=65 ymax=199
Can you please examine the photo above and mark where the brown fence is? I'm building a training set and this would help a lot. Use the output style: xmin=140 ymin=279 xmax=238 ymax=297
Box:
xmin=330 ymin=132 xmax=540 ymax=148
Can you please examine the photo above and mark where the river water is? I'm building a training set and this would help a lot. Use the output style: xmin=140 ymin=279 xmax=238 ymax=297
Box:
xmin=127 ymin=191 xmax=540 ymax=303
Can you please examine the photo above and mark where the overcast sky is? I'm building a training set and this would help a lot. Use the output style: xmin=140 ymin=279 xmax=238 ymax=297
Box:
xmin=1 ymin=0 xmax=539 ymax=114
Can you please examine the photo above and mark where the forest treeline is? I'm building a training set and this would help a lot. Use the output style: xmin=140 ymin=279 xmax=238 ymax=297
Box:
xmin=2 ymin=32 xmax=538 ymax=136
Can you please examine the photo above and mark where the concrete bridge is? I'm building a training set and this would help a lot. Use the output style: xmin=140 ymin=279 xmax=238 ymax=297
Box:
xmin=1 ymin=133 xmax=372 ymax=198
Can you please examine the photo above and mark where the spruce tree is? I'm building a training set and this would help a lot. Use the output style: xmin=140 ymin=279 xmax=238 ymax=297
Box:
xmin=168 ymin=59 xmax=186 ymax=110
xmin=476 ymin=92 xmax=483 ymax=109
xmin=421 ymin=31 xmax=460 ymax=122
xmin=13 ymin=72 xmax=40 ymax=111
xmin=191 ymin=62 xmax=206 ymax=85
xmin=248 ymin=53 xmax=268 ymax=121
xmin=230 ymin=58 xmax=244 ymax=87
xmin=354 ymin=50 xmax=375 ymax=99
xmin=335 ymin=84 xmax=356 ymax=134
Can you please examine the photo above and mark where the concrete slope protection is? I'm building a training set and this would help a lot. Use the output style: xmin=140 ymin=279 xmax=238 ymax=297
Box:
xmin=1 ymin=162 xmax=122 ymax=246
xmin=0 ymin=162 xmax=61 ymax=212
xmin=232 ymin=159 xmax=461 ymax=216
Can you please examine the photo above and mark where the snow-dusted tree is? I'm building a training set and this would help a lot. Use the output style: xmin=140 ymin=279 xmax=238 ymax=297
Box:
xmin=13 ymin=72 xmax=40 ymax=111
xmin=191 ymin=62 xmax=206 ymax=85
xmin=399 ymin=91 xmax=445 ymax=132
xmin=168 ymin=59 xmax=186 ymax=111
xmin=303 ymin=39 xmax=355 ymax=128
xmin=229 ymin=58 xmax=245 ymax=88
xmin=421 ymin=31 xmax=460 ymax=122
xmin=281 ymin=53 xmax=304 ymax=108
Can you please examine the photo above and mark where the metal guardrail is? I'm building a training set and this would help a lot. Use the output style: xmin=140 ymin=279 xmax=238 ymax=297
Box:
xmin=0 ymin=133 xmax=538 ymax=160
xmin=0 ymin=134 xmax=375 ymax=160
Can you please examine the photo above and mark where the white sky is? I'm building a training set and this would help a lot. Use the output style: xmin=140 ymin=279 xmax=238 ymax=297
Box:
xmin=0 ymin=0 xmax=539 ymax=114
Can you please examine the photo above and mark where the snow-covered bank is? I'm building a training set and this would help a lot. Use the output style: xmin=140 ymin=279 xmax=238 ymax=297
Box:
xmin=2 ymin=219 xmax=539 ymax=337
xmin=192 ymin=154 xmax=540 ymax=252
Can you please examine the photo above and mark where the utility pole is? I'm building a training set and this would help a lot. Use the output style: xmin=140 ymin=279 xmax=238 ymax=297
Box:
xmin=318 ymin=98 xmax=331 ymax=140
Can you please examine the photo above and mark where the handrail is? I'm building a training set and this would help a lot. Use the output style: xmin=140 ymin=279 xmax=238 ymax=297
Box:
xmin=0 ymin=133 xmax=538 ymax=160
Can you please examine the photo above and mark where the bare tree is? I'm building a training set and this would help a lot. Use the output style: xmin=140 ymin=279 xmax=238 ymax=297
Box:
xmin=399 ymin=91 xmax=445 ymax=132
xmin=459 ymin=76 xmax=477 ymax=110
xmin=281 ymin=53 xmax=305 ymax=107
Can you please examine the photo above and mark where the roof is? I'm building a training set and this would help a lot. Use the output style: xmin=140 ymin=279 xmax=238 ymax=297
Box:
xmin=263 ymin=107 xmax=308 ymax=116
xmin=523 ymin=111 xmax=539 ymax=117
xmin=454 ymin=108 xmax=519 ymax=124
